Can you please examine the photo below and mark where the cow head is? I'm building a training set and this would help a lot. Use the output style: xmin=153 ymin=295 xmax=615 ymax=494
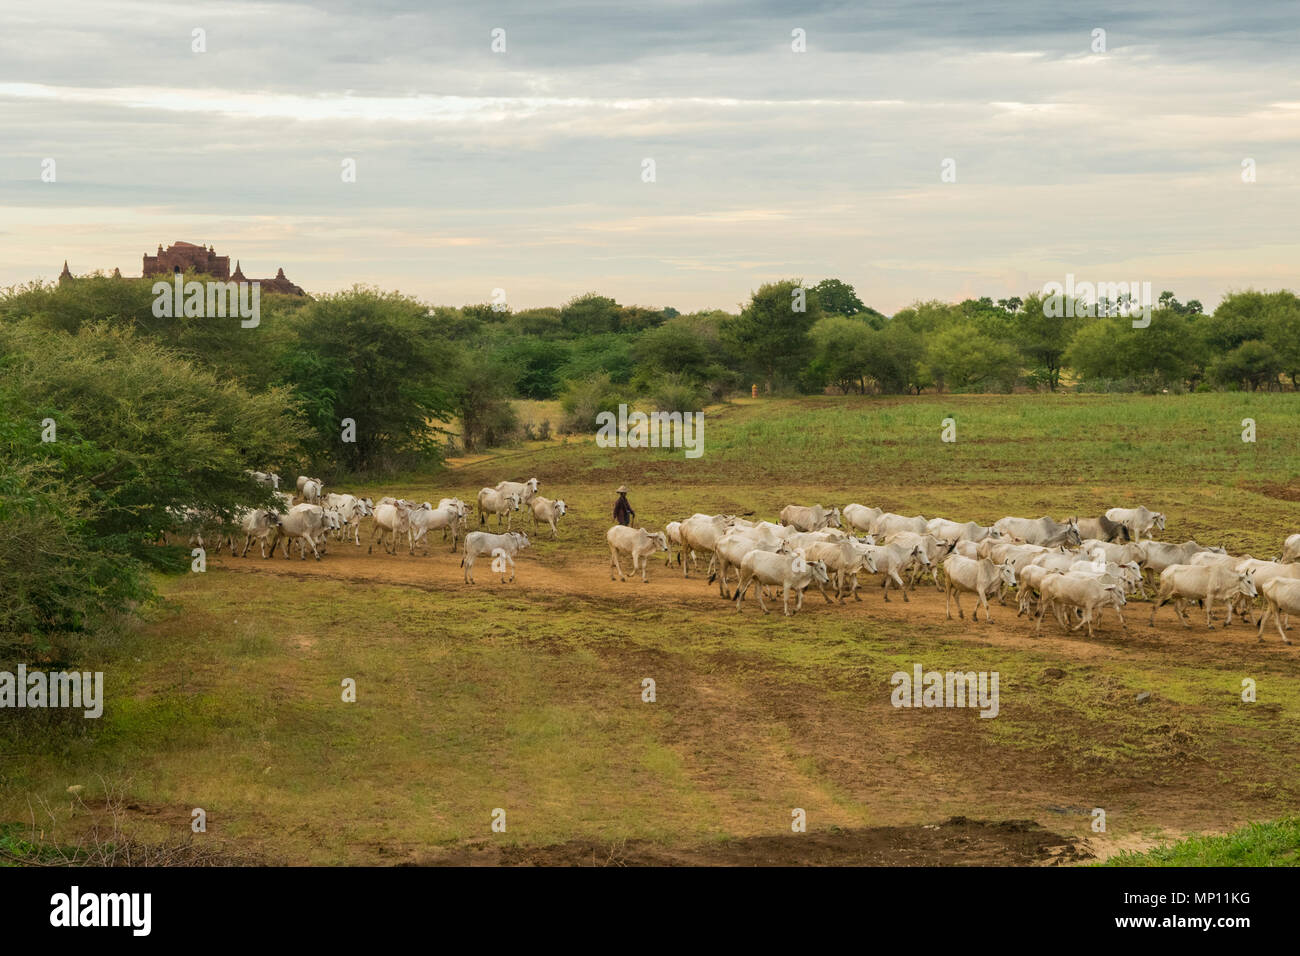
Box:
xmin=911 ymin=545 xmax=931 ymax=567
xmin=649 ymin=531 xmax=669 ymax=552
xmin=509 ymin=492 xmax=523 ymax=511
xmin=1153 ymin=512 xmax=1167 ymax=531
xmin=826 ymin=507 xmax=843 ymax=529
xmin=809 ymin=560 xmax=830 ymax=585
xmin=998 ymin=561 xmax=1018 ymax=587
xmin=554 ymin=499 xmax=567 ymax=516
xmin=527 ymin=477 xmax=540 ymax=494
xmin=1239 ymin=568 xmax=1258 ymax=598
xmin=1065 ymin=517 xmax=1082 ymax=547
xmin=511 ymin=532 xmax=531 ymax=551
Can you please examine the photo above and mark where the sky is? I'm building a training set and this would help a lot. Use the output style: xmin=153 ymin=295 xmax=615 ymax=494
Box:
xmin=2 ymin=0 xmax=1298 ymax=314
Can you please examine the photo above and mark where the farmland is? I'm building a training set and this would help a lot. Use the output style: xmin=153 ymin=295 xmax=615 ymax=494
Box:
xmin=3 ymin=393 xmax=1299 ymax=865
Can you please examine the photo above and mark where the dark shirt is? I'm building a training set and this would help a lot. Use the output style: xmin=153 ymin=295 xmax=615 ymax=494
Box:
xmin=613 ymin=494 xmax=635 ymax=526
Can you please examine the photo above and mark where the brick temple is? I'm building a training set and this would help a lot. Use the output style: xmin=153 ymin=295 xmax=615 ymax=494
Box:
xmin=59 ymin=241 xmax=308 ymax=296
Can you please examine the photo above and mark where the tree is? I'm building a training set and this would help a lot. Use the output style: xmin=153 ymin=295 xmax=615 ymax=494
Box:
xmin=924 ymin=324 xmax=1020 ymax=392
xmin=560 ymin=293 xmax=621 ymax=335
xmin=723 ymin=280 xmax=824 ymax=391
xmin=810 ymin=279 xmax=885 ymax=325
xmin=1013 ymin=292 xmax=1085 ymax=391
xmin=287 ymin=287 xmax=458 ymax=472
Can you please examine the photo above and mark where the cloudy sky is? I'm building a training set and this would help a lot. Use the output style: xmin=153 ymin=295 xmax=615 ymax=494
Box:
xmin=2 ymin=1 xmax=1298 ymax=313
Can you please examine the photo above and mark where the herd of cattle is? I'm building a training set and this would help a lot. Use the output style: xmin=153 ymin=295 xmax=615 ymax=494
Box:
xmin=643 ymin=504 xmax=1300 ymax=644
xmin=165 ymin=473 xmax=567 ymax=584
xmin=166 ymin=477 xmax=1300 ymax=644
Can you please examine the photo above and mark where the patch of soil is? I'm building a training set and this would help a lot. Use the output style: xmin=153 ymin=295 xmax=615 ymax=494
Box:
xmin=416 ymin=816 xmax=1091 ymax=866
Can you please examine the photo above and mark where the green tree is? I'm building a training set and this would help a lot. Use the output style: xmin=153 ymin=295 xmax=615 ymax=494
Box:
xmin=723 ymin=280 xmax=824 ymax=391
xmin=287 ymin=287 xmax=458 ymax=472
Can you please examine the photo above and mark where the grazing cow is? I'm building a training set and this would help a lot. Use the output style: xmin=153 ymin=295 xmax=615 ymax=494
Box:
xmin=1281 ymin=534 xmax=1300 ymax=564
xmin=926 ymin=518 xmax=1001 ymax=545
xmin=607 ymin=526 xmax=669 ymax=583
xmin=942 ymin=554 xmax=1017 ymax=623
xmin=408 ymin=500 xmax=468 ymax=554
xmin=993 ymin=515 xmax=1082 ymax=548
xmin=369 ymin=500 xmax=419 ymax=555
xmin=495 ymin=478 xmax=540 ymax=508
xmin=1105 ymin=506 xmax=1166 ymax=542
xmin=1075 ymin=514 xmax=1130 ymax=543
xmin=734 ymin=549 xmax=831 ymax=617
xmin=1150 ymin=564 xmax=1257 ymax=629
xmin=678 ymin=513 xmax=736 ymax=579
xmin=1257 ymin=577 xmax=1300 ymax=644
xmin=461 ymin=531 xmax=530 ymax=584
xmin=529 ymin=496 xmax=567 ymax=539
xmin=237 ymin=508 xmax=281 ymax=558
xmin=1036 ymin=572 xmax=1128 ymax=639
xmin=842 ymin=504 xmax=884 ymax=535
xmin=477 ymin=487 xmax=522 ymax=529
xmin=269 ymin=504 xmax=327 ymax=560
xmin=778 ymin=504 xmax=842 ymax=532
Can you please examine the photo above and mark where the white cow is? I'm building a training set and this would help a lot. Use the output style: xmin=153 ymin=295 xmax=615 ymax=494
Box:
xmin=1150 ymin=564 xmax=1257 ymax=629
xmin=734 ymin=549 xmax=832 ymax=617
xmin=1105 ymin=506 xmax=1166 ymax=542
xmin=270 ymin=504 xmax=327 ymax=561
xmin=461 ymin=531 xmax=530 ymax=584
xmin=778 ymin=504 xmax=842 ymax=532
xmin=843 ymin=504 xmax=885 ymax=535
xmin=1257 ymin=577 xmax=1300 ymax=644
xmin=607 ymin=526 xmax=669 ymax=583
xmin=1280 ymin=534 xmax=1300 ymax=564
xmin=495 ymin=478 xmax=540 ymax=507
xmin=409 ymin=500 xmax=468 ymax=554
xmin=369 ymin=500 xmax=419 ymax=555
xmin=942 ymin=554 xmax=1017 ymax=623
xmin=477 ymin=487 xmax=523 ymax=529
xmin=529 ymin=496 xmax=567 ymax=539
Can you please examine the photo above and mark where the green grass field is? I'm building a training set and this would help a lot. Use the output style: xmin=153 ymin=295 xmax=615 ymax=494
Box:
xmin=3 ymin=392 xmax=1299 ymax=865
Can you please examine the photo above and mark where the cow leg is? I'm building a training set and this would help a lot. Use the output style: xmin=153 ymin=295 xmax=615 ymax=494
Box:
xmin=783 ymin=584 xmax=792 ymax=616
xmin=953 ymin=590 xmax=964 ymax=621
xmin=979 ymin=592 xmax=991 ymax=623
xmin=609 ymin=547 xmax=622 ymax=581
xmin=1205 ymin=597 xmax=1216 ymax=629
xmin=734 ymin=572 xmax=750 ymax=612
xmin=897 ymin=571 xmax=910 ymax=603
xmin=945 ymin=584 xmax=953 ymax=620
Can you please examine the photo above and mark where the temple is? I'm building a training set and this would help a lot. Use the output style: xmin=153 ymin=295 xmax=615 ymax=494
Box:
xmin=59 ymin=241 xmax=308 ymax=296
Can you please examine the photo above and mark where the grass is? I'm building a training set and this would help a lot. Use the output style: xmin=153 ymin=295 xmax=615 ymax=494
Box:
xmin=1101 ymin=818 xmax=1300 ymax=866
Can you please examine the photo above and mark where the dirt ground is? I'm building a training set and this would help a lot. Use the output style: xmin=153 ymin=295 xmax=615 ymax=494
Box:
xmin=198 ymin=535 xmax=1300 ymax=865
